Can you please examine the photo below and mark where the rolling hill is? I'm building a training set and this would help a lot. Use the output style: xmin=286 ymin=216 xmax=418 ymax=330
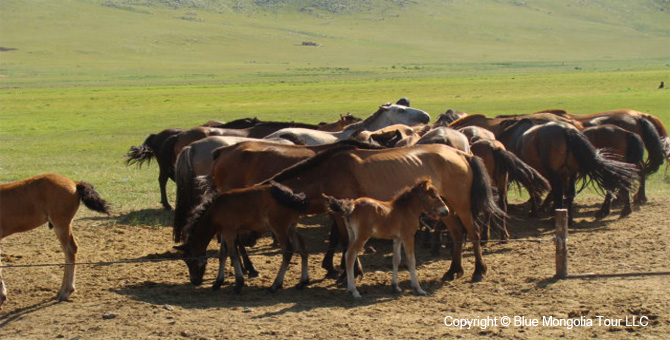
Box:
xmin=0 ymin=0 xmax=669 ymax=86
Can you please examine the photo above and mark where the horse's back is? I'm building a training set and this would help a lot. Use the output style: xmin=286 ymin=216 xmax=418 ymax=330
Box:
xmin=0 ymin=174 xmax=80 ymax=238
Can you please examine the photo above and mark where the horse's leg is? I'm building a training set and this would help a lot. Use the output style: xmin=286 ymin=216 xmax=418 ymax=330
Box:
xmin=391 ymin=239 xmax=402 ymax=293
xmin=53 ymin=221 xmax=78 ymax=302
xmin=269 ymin=229 xmax=293 ymax=293
xmin=498 ymin=184 xmax=509 ymax=241
xmin=402 ymin=234 xmax=426 ymax=296
xmin=564 ymin=176 xmax=576 ymax=225
xmin=289 ymin=226 xmax=310 ymax=289
xmin=213 ymin=241 xmax=228 ymax=290
xmin=335 ymin=216 xmax=363 ymax=285
xmin=460 ymin=214 xmax=487 ymax=282
xmin=441 ymin=215 xmax=465 ymax=281
xmin=158 ymin=170 xmax=172 ymax=211
xmin=619 ymin=189 xmax=632 ymax=218
xmin=595 ymin=192 xmax=613 ymax=219
xmin=634 ymin=171 xmax=647 ymax=204
xmin=321 ymin=218 xmax=339 ymax=279
xmin=227 ymin=238 xmax=245 ymax=294
xmin=345 ymin=231 xmax=367 ymax=299
xmin=0 ymin=246 xmax=7 ymax=308
xmin=238 ymin=244 xmax=259 ymax=278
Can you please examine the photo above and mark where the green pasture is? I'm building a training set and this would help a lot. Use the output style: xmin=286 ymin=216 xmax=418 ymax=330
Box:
xmin=1 ymin=0 xmax=669 ymax=221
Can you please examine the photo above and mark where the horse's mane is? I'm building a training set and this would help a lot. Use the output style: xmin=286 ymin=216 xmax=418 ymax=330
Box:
xmin=448 ymin=113 xmax=487 ymax=128
xmin=263 ymin=144 xmax=359 ymax=184
xmin=391 ymin=177 xmax=431 ymax=208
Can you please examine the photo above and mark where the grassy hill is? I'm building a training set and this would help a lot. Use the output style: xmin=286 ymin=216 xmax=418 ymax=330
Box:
xmin=1 ymin=0 xmax=668 ymax=86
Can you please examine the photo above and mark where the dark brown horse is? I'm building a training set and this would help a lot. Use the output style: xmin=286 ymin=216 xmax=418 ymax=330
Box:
xmin=0 ymin=174 xmax=110 ymax=307
xmin=266 ymin=144 xmax=505 ymax=282
xmin=539 ymin=109 xmax=667 ymax=203
xmin=581 ymin=124 xmax=645 ymax=219
xmin=497 ymin=120 xmax=639 ymax=224
xmin=176 ymin=183 xmax=310 ymax=293
xmin=317 ymin=113 xmax=362 ymax=132
xmin=125 ymin=128 xmax=184 ymax=210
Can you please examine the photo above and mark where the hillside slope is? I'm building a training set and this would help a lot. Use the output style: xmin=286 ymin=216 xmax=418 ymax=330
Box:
xmin=1 ymin=0 xmax=668 ymax=85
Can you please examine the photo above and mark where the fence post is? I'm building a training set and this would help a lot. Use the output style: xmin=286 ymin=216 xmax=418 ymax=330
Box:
xmin=554 ymin=209 xmax=568 ymax=279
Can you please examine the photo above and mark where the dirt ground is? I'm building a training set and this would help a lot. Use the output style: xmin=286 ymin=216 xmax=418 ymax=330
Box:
xmin=1 ymin=196 xmax=669 ymax=339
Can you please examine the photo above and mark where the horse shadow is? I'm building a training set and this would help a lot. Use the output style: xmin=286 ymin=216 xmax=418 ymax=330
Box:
xmin=0 ymin=299 xmax=60 ymax=327
xmin=115 ymin=208 xmax=173 ymax=227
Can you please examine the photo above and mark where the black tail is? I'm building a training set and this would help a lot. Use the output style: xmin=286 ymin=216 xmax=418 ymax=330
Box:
xmin=76 ymin=182 xmax=111 ymax=215
xmin=467 ymin=155 xmax=506 ymax=228
xmin=173 ymin=146 xmax=197 ymax=243
xmin=270 ymin=182 xmax=309 ymax=212
xmin=125 ymin=134 xmax=156 ymax=167
xmin=491 ymin=146 xmax=551 ymax=198
xmin=564 ymin=128 xmax=639 ymax=194
xmin=636 ymin=117 xmax=664 ymax=176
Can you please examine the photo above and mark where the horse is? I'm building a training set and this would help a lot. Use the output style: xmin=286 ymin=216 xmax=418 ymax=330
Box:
xmin=351 ymin=124 xmax=429 ymax=147
xmin=497 ymin=119 xmax=639 ymax=224
xmin=413 ymin=126 xmax=471 ymax=152
xmin=324 ymin=178 xmax=449 ymax=298
xmin=317 ymin=113 xmax=361 ymax=132
xmin=176 ymin=183 xmax=310 ymax=293
xmin=125 ymin=128 xmax=184 ymax=210
xmin=581 ymin=125 xmax=645 ymax=219
xmin=539 ymin=109 xmax=667 ymax=203
xmin=434 ymin=109 xmax=469 ymax=126
xmin=457 ymin=126 xmax=496 ymax=144
xmin=266 ymin=143 xmax=506 ymax=282
xmin=263 ymin=104 xmax=431 ymax=145
xmin=448 ymin=112 xmax=584 ymax=135
xmin=0 ymin=174 xmax=110 ymax=307
xmin=172 ymin=136 xmax=295 ymax=243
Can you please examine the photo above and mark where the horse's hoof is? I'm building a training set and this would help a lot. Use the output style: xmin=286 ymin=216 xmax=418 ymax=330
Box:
xmin=212 ymin=280 xmax=223 ymax=291
xmin=442 ymin=272 xmax=455 ymax=282
xmin=324 ymin=269 xmax=340 ymax=280
xmin=351 ymin=291 xmax=362 ymax=299
xmin=335 ymin=274 xmax=347 ymax=287
xmin=392 ymin=285 xmax=402 ymax=294
xmin=414 ymin=288 xmax=428 ymax=296
xmin=268 ymin=284 xmax=282 ymax=293
xmin=247 ymin=270 xmax=260 ymax=278
xmin=594 ymin=211 xmax=607 ymax=220
xmin=471 ymin=274 xmax=484 ymax=283
xmin=619 ymin=208 xmax=632 ymax=219
xmin=295 ymin=279 xmax=310 ymax=290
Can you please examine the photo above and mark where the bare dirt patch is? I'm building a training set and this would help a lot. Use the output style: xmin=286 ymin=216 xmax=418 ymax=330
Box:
xmin=1 ymin=198 xmax=668 ymax=339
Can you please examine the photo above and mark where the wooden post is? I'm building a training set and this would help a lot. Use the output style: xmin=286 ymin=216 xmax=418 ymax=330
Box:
xmin=554 ymin=209 xmax=568 ymax=279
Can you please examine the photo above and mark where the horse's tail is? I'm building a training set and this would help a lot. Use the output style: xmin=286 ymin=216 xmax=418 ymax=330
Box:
xmin=76 ymin=182 xmax=111 ymax=215
xmin=564 ymin=128 xmax=639 ymax=194
xmin=467 ymin=155 xmax=506 ymax=228
xmin=638 ymin=113 xmax=670 ymax=163
xmin=322 ymin=194 xmax=355 ymax=216
xmin=125 ymin=134 xmax=156 ymax=167
xmin=624 ymin=129 xmax=645 ymax=170
xmin=490 ymin=146 xmax=551 ymax=198
xmin=173 ymin=145 xmax=196 ymax=243
xmin=269 ymin=182 xmax=309 ymax=212
xmin=636 ymin=117 xmax=665 ymax=176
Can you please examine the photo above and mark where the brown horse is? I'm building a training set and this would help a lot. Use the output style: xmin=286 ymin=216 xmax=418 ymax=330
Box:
xmin=457 ymin=126 xmax=496 ymax=144
xmin=324 ymin=178 xmax=449 ymax=298
xmin=317 ymin=113 xmax=362 ymax=132
xmin=497 ymin=120 xmax=639 ymax=224
xmin=266 ymin=144 xmax=505 ymax=282
xmin=448 ymin=112 xmax=584 ymax=134
xmin=0 ymin=174 xmax=110 ymax=307
xmin=581 ymin=124 xmax=645 ymax=219
xmin=176 ymin=183 xmax=310 ymax=293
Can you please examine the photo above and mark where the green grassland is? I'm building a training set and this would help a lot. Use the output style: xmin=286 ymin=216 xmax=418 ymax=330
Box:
xmin=1 ymin=0 xmax=669 ymax=215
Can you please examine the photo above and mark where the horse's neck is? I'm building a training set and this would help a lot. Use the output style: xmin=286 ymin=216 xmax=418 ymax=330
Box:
xmin=389 ymin=193 xmax=424 ymax=221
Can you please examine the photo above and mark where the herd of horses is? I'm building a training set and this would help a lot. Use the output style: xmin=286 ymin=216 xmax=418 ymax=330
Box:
xmin=1 ymin=101 xmax=668 ymax=306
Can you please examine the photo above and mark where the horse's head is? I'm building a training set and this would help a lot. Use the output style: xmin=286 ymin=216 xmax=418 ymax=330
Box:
xmin=416 ymin=178 xmax=449 ymax=217
xmin=435 ymin=109 xmax=468 ymax=126
xmin=379 ymin=104 xmax=431 ymax=127
xmin=174 ymin=243 xmax=207 ymax=286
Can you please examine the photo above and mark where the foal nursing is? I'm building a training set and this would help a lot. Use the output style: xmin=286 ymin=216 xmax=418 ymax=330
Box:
xmin=324 ymin=177 xmax=449 ymax=298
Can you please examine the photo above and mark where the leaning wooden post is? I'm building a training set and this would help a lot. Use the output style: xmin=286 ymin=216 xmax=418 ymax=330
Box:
xmin=554 ymin=209 xmax=568 ymax=279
